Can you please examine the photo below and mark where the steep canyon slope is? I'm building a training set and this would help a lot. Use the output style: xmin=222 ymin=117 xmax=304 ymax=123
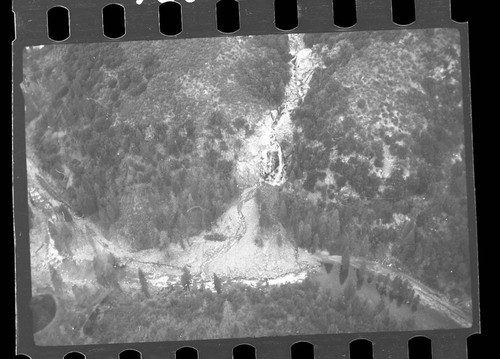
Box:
xmin=21 ymin=30 xmax=472 ymax=343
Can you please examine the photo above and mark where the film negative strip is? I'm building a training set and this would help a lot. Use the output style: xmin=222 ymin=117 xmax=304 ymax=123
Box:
xmin=13 ymin=0 xmax=478 ymax=358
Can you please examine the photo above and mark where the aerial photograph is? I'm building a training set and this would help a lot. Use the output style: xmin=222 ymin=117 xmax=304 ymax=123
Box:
xmin=22 ymin=28 xmax=472 ymax=345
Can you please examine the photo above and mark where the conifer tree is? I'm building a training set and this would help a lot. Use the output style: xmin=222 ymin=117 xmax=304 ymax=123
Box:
xmin=411 ymin=295 xmax=420 ymax=312
xmin=49 ymin=265 xmax=64 ymax=295
xmin=181 ymin=266 xmax=192 ymax=290
xmin=356 ymin=261 xmax=367 ymax=290
xmin=343 ymin=279 xmax=356 ymax=302
xmin=279 ymin=200 xmax=288 ymax=223
xmin=303 ymin=223 xmax=312 ymax=249
xmin=339 ymin=246 xmax=350 ymax=285
xmin=138 ymin=268 xmax=151 ymax=298
xmin=213 ymin=273 xmax=222 ymax=294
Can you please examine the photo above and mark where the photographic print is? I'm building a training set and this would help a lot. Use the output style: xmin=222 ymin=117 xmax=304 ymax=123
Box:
xmin=22 ymin=28 xmax=473 ymax=345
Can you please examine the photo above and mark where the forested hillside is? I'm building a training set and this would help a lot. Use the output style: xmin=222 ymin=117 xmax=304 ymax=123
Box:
xmin=23 ymin=29 xmax=472 ymax=344
xmin=23 ymin=35 xmax=290 ymax=251
xmin=278 ymin=29 xmax=470 ymax=302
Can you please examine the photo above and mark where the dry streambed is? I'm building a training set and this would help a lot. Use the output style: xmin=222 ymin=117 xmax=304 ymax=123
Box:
xmin=28 ymin=33 xmax=470 ymax=334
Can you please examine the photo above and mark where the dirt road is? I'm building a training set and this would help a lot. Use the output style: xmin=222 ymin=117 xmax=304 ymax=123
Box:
xmin=318 ymin=254 xmax=472 ymax=328
xmin=26 ymin=33 xmax=471 ymax=331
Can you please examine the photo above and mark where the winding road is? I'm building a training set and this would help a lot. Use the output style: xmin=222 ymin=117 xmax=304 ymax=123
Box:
xmin=27 ymin=33 xmax=472 ymax=332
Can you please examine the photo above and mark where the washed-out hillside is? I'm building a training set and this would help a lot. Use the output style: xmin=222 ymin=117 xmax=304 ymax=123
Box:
xmin=21 ymin=29 xmax=472 ymax=344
